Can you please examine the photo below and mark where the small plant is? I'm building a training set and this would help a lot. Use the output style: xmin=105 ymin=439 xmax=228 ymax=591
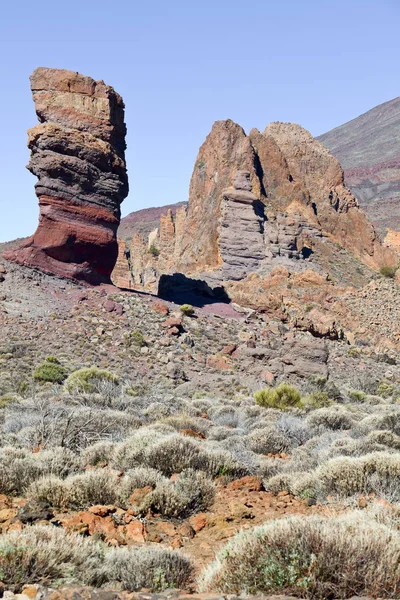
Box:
xmin=64 ymin=367 xmax=118 ymax=393
xmin=347 ymin=347 xmax=361 ymax=358
xmin=132 ymin=329 xmax=147 ymax=347
xmin=348 ymin=390 xmax=367 ymax=402
xmin=148 ymin=244 xmax=160 ymax=258
xmin=179 ymin=303 xmax=195 ymax=316
xmin=304 ymin=304 xmax=314 ymax=313
xmin=305 ymin=391 xmax=331 ymax=409
xmin=380 ymin=265 xmax=397 ymax=278
xmin=33 ymin=360 xmax=67 ymax=384
xmin=197 ymin=160 xmax=205 ymax=169
xmin=255 ymin=383 xmax=303 ymax=410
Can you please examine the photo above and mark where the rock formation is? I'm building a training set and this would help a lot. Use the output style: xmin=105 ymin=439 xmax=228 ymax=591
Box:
xmin=318 ymin=96 xmax=400 ymax=237
xmin=114 ymin=119 xmax=396 ymax=294
xmin=5 ymin=68 xmax=128 ymax=284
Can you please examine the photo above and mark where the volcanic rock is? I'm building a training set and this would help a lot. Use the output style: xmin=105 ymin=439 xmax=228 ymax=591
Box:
xmin=115 ymin=119 xmax=396 ymax=296
xmin=5 ymin=68 xmax=128 ymax=284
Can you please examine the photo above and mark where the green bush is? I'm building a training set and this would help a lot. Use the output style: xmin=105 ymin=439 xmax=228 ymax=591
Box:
xmin=33 ymin=361 xmax=67 ymax=384
xmin=127 ymin=329 xmax=147 ymax=348
xmin=255 ymin=384 xmax=303 ymax=410
xmin=199 ymin=512 xmax=400 ymax=597
xmin=179 ymin=304 xmax=195 ymax=316
xmin=64 ymin=367 xmax=118 ymax=393
xmin=380 ymin=265 xmax=397 ymax=279
xmin=148 ymin=244 xmax=160 ymax=257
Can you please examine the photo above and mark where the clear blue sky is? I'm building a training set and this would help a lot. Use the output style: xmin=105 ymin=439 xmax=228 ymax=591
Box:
xmin=0 ymin=0 xmax=399 ymax=242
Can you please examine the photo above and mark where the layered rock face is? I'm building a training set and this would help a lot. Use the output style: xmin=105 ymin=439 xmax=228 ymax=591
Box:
xmin=5 ymin=68 xmax=128 ymax=284
xmin=318 ymin=97 xmax=400 ymax=238
xmin=115 ymin=119 xmax=396 ymax=293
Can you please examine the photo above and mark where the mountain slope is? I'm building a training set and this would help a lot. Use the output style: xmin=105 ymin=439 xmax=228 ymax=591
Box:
xmin=318 ymin=97 xmax=400 ymax=237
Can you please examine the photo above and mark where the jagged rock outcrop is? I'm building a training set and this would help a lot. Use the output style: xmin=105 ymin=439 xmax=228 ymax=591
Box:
xmin=318 ymin=96 xmax=400 ymax=237
xmin=5 ymin=68 xmax=128 ymax=284
xmin=114 ymin=119 xmax=396 ymax=294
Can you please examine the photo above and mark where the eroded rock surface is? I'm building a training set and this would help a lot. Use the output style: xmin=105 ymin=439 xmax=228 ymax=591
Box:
xmin=5 ymin=68 xmax=128 ymax=284
xmin=115 ymin=119 xmax=396 ymax=298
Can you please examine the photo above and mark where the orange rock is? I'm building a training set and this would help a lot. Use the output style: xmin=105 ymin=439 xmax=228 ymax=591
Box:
xmin=128 ymin=486 xmax=153 ymax=507
xmin=88 ymin=505 xmax=115 ymax=517
xmin=189 ymin=513 xmax=208 ymax=532
xmin=0 ymin=508 xmax=17 ymax=522
xmin=206 ymin=354 xmax=232 ymax=370
xmin=227 ymin=476 xmax=264 ymax=493
xmin=155 ymin=520 xmax=176 ymax=537
xmin=125 ymin=520 xmax=146 ymax=543
xmin=152 ymin=301 xmax=170 ymax=316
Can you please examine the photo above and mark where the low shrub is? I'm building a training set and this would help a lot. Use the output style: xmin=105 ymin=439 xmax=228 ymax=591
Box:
xmin=148 ymin=244 xmax=160 ymax=258
xmin=27 ymin=476 xmax=68 ymax=509
xmin=0 ymin=526 xmax=105 ymax=590
xmin=104 ymin=545 xmax=193 ymax=591
xmin=247 ymin=426 xmax=289 ymax=455
xmin=317 ymin=451 xmax=400 ymax=500
xmin=179 ymin=304 xmax=195 ymax=316
xmin=306 ymin=407 xmax=354 ymax=430
xmin=255 ymin=384 xmax=303 ymax=410
xmin=126 ymin=330 xmax=147 ymax=348
xmin=64 ymin=367 xmax=118 ymax=393
xmin=140 ymin=469 xmax=215 ymax=518
xmin=199 ymin=513 xmax=400 ymax=597
xmin=118 ymin=467 xmax=168 ymax=506
xmin=380 ymin=265 xmax=397 ymax=279
xmin=64 ymin=469 xmax=120 ymax=509
xmin=33 ymin=361 xmax=67 ymax=384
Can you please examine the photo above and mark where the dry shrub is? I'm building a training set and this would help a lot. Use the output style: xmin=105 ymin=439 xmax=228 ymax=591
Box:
xmin=199 ymin=512 xmax=400 ymax=598
xmin=247 ymin=426 xmax=290 ymax=455
xmin=140 ymin=469 xmax=215 ymax=518
xmin=105 ymin=545 xmax=193 ymax=591
xmin=317 ymin=451 xmax=400 ymax=500
xmin=0 ymin=526 xmax=104 ymax=590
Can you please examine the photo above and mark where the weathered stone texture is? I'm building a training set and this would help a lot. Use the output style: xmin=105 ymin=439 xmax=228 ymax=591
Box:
xmin=5 ymin=68 xmax=128 ymax=284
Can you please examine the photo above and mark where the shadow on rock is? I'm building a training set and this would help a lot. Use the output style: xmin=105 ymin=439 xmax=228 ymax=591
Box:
xmin=158 ymin=273 xmax=231 ymax=308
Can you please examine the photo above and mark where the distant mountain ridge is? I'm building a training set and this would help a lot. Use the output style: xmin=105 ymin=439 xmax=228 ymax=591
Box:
xmin=119 ymin=202 xmax=187 ymax=241
xmin=318 ymin=97 xmax=400 ymax=237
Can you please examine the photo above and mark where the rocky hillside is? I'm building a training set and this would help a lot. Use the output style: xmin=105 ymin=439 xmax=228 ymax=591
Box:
xmin=112 ymin=119 xmax=397 ymax=304
xmin=119 ymin=202 xmax=187 ymax=241
xmin=318 ymin=96 xmax=400 ymax=240
xmin=0 ymin=259 xmax=399 ymax=598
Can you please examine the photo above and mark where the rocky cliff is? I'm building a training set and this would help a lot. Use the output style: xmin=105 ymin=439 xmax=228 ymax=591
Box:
xmin=114 ymin=119 xmax=396 ymax=296
xmin=317 ymin=97 xmax=400 ymax=240
xmin=5 ymin=68 xmax=128 ymax=284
